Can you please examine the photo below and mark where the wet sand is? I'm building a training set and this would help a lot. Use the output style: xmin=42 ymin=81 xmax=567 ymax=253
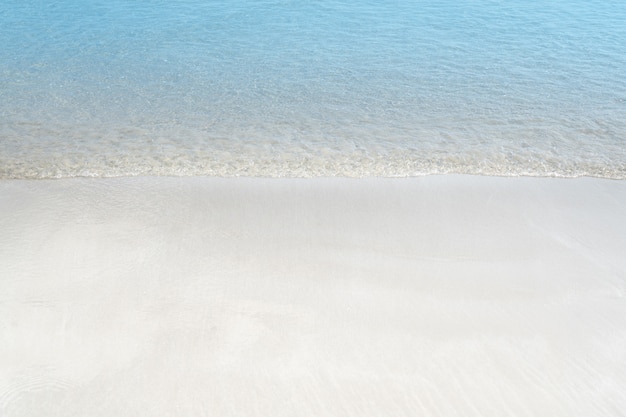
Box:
xmin=1 ymin=175 xmax=625 ymax=416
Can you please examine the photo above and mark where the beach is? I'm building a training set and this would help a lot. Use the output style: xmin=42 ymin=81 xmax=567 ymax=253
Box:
xmin=1 ymin=175 xmax=625 ymax=416
xmin=2 ymin=0 xmax=625 ymax=415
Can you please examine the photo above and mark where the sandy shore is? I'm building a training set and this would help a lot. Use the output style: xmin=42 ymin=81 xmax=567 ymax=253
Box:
xmin=1 ymin=175 xmax=625 ymax=416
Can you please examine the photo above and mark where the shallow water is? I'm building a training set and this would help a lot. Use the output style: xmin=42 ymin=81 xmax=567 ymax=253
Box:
xmin=1 ymin=0 xmax=625 ymax=178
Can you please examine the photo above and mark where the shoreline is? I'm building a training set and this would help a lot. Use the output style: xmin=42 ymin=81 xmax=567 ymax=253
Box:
xmin=1 ymin=175 xmax=625 ymax=416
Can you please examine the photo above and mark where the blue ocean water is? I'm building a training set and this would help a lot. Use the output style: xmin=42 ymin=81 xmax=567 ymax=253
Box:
xmin=1 ymin=0 xmax=625 ymax=178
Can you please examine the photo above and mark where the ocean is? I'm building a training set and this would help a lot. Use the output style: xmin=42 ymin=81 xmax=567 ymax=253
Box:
xmin=1 ymin=0 xmax=625 ymax=179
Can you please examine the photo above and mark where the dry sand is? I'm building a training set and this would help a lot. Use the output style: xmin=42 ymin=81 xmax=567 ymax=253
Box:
xmin=1 ymin=175 xmax=625 ymax=416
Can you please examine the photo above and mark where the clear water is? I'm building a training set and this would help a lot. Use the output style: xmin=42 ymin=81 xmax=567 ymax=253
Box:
xmin=1 ymin=0 xmax=625 ymax=178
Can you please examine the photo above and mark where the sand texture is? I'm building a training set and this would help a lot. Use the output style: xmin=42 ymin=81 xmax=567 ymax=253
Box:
xmin=1 ymin=176 xmax=625 ymax=416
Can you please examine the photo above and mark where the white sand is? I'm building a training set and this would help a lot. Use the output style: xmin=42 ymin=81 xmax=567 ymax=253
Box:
xmin=1 ymin=175 xmax=625 ymax=416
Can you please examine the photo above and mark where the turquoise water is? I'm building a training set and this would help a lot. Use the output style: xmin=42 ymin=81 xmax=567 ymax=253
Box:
xmin=1 ymin=0 xmax=625 ymax=178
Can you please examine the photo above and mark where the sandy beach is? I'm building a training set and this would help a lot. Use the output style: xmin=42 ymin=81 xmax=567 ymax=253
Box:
xmin=1 ymin=175 xmax=625 ymax=416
